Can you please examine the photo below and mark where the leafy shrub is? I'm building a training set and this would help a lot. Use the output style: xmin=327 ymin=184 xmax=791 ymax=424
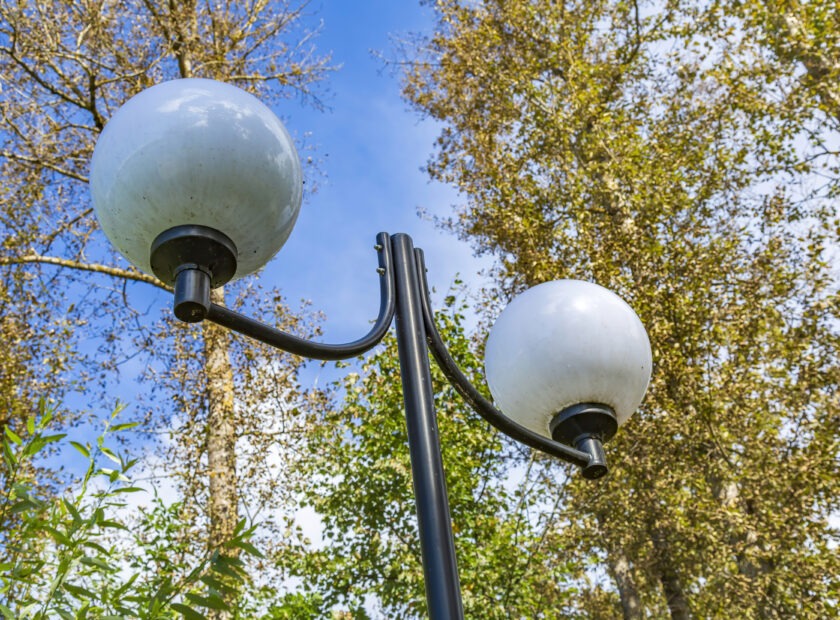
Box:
xmin=0 ymin=404 xmax=262 ymax=619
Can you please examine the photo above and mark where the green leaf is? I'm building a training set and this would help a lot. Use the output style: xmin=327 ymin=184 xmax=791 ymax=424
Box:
xmin=22 ymin=439 xmax=43 ymax=458
xmin=170 ymin=603 xmax=208 ymax=619
xmin=109 ymin=402 xmax=128 ymax=419
xmin=62 ymin=582 xmax=96 ymax=599
xmin=110 ymin=422 xmax=139 ymax=432
xmin=2 ymin=441 xmax=15 ymax=470
xmin=232 ymin=517 xmax=247 ymax=536
xmin=199 ymin=574 xmax=232 ymax=595
xmin=3 ymin=426 xmax=22 ymax=446
xmin=111 ymin=486 xmax=146 ymax=494
xmin=97 ymin=519 xmax=128 ymax=530
xmin=81 ymin=540 xmax=109 ymax=554
xmin=79 ymin=556 xmax=114 ymax=571
xmin=113 ymin=572 xmax=139 ymax=596
xmin=9 ymin=498 xmax=41 ymax=514
xmin=185 ymin=592 xmax=230 ymax=611
xmin=38 ymin=405 xmax=53 ymax=429
xmin=99 ymin=446 xmax=122 ymax=465
xmin=229 ymin=539 xmax=264 ymax=558
xmin=62 ymin=497 xmax=82 ymax=522
xmin=96 ymin=468 xmax=129 ymax=482
xmin=11 ymin=482 xmax=31 ymax=498
xmin=70 ymin=441 xmax=90 ymax=458
xmin=210 ymin=559 xmax=246 ymax=582
xmin=43 ymin=525 xmax=71 ymax=546
xmin=39 ymin=433 xmax=67 ymax=445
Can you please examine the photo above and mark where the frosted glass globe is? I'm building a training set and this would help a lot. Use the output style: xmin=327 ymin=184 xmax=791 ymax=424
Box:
xmin=484 ymin=280 xmax=652 ymax=438
xmin=90 ymin=78 xmax=302 ymax=282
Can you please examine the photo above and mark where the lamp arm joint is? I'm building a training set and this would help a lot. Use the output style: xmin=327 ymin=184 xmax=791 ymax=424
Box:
xmin=203 ymin=232 xmax=396 ymax=361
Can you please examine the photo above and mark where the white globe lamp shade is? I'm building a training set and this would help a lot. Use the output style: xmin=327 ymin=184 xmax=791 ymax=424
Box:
xmin=485 ymin=280 xmax=652 ymax=441
xmin=90 ymin=78 xmax=302 ymax=283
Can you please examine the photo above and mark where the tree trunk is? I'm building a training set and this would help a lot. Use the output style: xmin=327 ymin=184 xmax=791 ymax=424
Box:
xmin=203 ymin=286 xmax=239 ymax=619
xmin=651 ymin=529 xmax=690 ymax=620
xmin=169 ymin=16 xmax=240 ymax=617
xmin=608 ymin=549 xmax=643 ymax=620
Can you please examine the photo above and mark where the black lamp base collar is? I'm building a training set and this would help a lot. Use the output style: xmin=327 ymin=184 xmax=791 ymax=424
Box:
xmin=150 ymin=225 xmax=238 ymax=323
xmin=550 ymin=403 xmax=618 ymax=480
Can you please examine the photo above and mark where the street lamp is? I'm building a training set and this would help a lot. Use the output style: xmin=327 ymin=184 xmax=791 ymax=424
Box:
xmin=90 ymin=78 xmax=652 ymax=619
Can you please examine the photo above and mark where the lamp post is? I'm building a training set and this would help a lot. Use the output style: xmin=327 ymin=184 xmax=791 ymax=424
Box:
xmin=90 ymin=79 xmax=652 ymax=619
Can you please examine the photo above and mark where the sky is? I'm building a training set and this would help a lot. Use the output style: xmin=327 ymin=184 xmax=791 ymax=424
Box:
xmin=260 ymin=2 xmax=492 ymax=344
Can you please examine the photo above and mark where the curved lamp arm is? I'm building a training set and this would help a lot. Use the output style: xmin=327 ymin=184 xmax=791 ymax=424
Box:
xmin=413 ymin=249 xmax=592 ymax=470
xmin=205 ymin=232 xmax=395 ymax=360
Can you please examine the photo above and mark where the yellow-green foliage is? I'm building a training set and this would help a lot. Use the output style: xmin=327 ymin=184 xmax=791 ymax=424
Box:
xmin=402 ymin=1 xmax=840 ymax=617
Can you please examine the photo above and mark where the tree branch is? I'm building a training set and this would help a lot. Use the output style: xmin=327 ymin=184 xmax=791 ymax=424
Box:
xmin=0 ymin=253 xmax=171 ymax=292
xmin=0 ymin=149 xmax=89 ymax=184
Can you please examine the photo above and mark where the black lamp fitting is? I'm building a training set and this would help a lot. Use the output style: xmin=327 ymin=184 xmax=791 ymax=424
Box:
xmin=550 ymin=403 xmax=618 ymax=479
xmin=150 ymin=225 xmax=238 ymax=322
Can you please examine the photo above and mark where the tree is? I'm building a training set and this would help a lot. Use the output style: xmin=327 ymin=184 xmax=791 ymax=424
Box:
xmin=0 ymin=1 xmax=332 ymax=614
xmin=403 ymin=1 xmax=839 ymax=617
xmin=288 ymin=300 xmax=592 ymax=618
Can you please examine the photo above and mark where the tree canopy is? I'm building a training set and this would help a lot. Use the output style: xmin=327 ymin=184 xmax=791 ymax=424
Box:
xmin=400 ymin=0 xmax=840 ymax=617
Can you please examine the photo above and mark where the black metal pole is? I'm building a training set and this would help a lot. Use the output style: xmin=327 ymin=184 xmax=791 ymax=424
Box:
xmin=390 ymin=233 xmax=465 ymax=620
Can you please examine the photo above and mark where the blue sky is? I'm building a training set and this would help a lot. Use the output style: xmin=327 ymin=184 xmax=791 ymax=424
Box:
xmin=259 ymin=2 xmax=492 ymax=343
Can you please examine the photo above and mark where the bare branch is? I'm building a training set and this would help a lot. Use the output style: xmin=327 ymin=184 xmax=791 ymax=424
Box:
xmin=0 ymin=149 xmax=89 ymax=183
xmin=0 ymin=253 xmax=170 ymax=292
